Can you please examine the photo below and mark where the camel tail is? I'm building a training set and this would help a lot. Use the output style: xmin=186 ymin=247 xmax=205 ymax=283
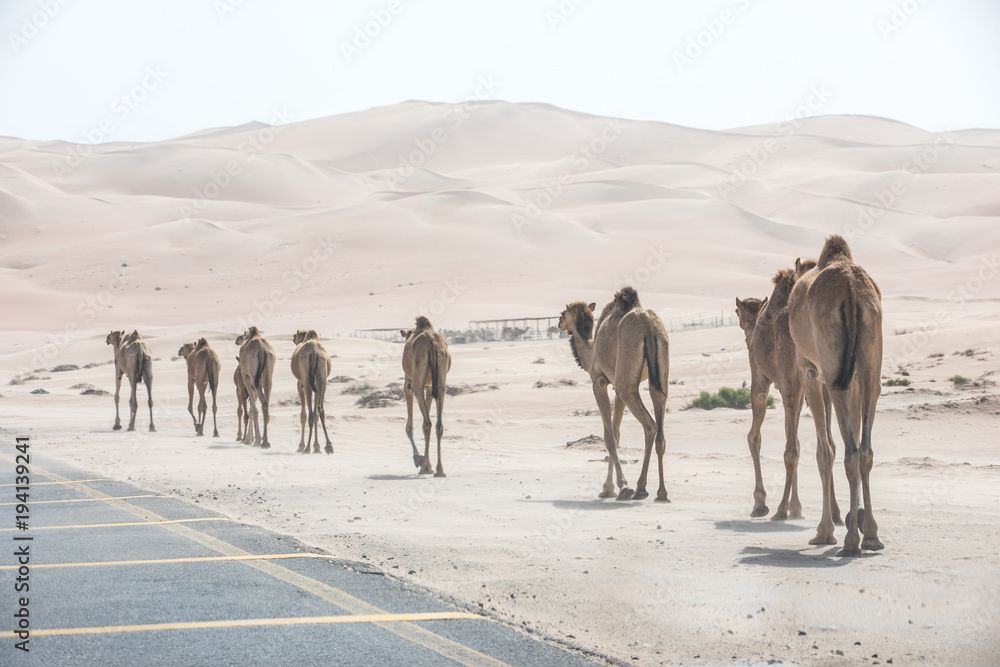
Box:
xmin=643 ymin=333 xmax=663 ymax=394
xmin=834 ymin=295 xmax=860 ymax=391
xmin=429 ymin=348 xmax=446 ymax=401
xmin=207 ymin=361 xmax=218 ymax=394
xmin=309 ymin=353 xmax=324 ymax=394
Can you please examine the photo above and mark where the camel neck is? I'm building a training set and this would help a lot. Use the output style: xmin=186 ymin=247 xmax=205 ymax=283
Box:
xmin=569 ymin=332 xmax=595 ymax=371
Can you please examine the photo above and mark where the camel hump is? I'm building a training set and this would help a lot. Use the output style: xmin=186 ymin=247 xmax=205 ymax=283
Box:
xmin=196 ymin=337 xmax=209 ymax=348
xmin=772 ymin=268 xmax=795 ymax=287
xmin=818 ymin=235 xmax=853 ymax=269
xmin=414 ymin=316 xmax=433 ymax=332
xmin=613 ymin=286 xmax=641 ymax=312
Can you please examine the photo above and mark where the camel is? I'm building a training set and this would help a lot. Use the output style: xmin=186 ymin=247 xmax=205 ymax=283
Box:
xmin=233 ymin=356 xmax=250 ymax=442
xmin=178 ymin=338 xmax=221 ymax=437
xmin=788 ymin=235 xmax=884 ymax=556
xmin=737 ymin=262 xmax=842 ymax=523
xmin=291 ymin=330 xmax=333 ymax=454
xmin=400 ymin=316 xmax=451 ymax=476
xmin=558 ymin=287 xmax=670 ymax=501
xmin=235 ymin=327 xmax=275 ymax=448
xmin=106 ymin=329 xmax=155 ymax=432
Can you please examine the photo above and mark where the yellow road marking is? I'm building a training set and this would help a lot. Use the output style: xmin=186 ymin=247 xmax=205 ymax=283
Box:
xmin=0 ymin=494 xmax=159 ymax=505
xmin=0 ymin=553 xmax=326 ymax=570
xmin=0 ymin=517 xmax=233 ymax=532
xmin=0 ymin=478 xmax=112 ymax=487
xmin=0 ymin=612 xmax=482 ymax=638
xmin=0 ymin=454 xmax=511 ymax=667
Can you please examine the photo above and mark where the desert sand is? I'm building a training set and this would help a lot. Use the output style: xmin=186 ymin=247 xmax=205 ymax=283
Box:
xmin=1 ymin=101 xmax=999 ymax=665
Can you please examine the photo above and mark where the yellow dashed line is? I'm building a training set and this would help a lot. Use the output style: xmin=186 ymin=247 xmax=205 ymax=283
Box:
xmin=0 ymin=612 xmax=482 ymax=638
xmin=0 ymin=494 xmax=159 ymax=505
xmin=0 ymin=553 xmax=325 ymax=570
xmin=0 ymin=517 xmax=233 ymax=532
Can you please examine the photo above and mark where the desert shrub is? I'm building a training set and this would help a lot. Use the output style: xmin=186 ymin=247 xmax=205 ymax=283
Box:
xmin=689 ymin=387 xmax=774 ymax=410
xmin=883 ymin=378 xmax=911 ymax=387
xmin=340 ymin=381 xmax=374 ymax=395
xmin=949 ymin=375 xmax=970 ymax=385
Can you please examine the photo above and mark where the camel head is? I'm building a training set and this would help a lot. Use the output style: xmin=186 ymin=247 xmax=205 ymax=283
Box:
xmin=106 ymin=330 xmax=124 ymax=348
xmin=735 ymin=297 xmax=767 ymax=337
xmin=400 ymin=328 xmax=413 ymax=340
xmin=178 ymin=342 xmax=196 ymax=359
xmin=236 ymin=327 xmax=261 ymax=346
xmin=793 ymin=257 xmax=818 ymax=281
xmin=124 ymin=330 xmax=141 ymax=345
xmin=558 ymin=302 xmax=596 ymax=340
xmin=293 ymin=330 xmax=319 ymax=345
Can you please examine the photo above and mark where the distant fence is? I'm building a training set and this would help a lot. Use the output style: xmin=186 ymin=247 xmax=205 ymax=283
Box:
xmin=351 ymin=312 xmax=737 ymax=344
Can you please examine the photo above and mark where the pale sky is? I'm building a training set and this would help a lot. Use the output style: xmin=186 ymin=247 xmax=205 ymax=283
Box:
xmin=1 ymin=0 xmax=998 ymax=143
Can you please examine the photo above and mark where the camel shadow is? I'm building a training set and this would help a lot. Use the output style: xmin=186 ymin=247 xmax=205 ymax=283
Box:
xmin=714 ymin=519 xmax=811 ymax=534
xmin=737 ymin=545 xmax=876 ymax=568
xmin=367 ymin=474 xmax=425 ymax=482
xmin=545 ymin=499 xmax=642 ymax=511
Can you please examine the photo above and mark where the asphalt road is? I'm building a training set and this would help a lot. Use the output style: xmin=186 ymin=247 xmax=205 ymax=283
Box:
xmin=0 ymin=443 xmax=603 ymax=667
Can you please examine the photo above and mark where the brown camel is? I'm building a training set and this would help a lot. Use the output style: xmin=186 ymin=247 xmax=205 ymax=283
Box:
xmin=106 ymin=329 xmax=155 ymax=432
xmin=233 ymin=356 xmax=250 ymax=442
xmin=737 ymin=261 xmax=841 ymax=523
xmin=235 ymin=326 xmax=275 ymax=448
xmin=178 ymin=338 xmax=221 ymax=437
xmin=788 ymin=235 xmax=884 ymax=556
xmin=400 ymin=316 xmax=451 ymax=476
xmin=559 ymin=287 xmax=670 ymax=501
xmin=291 ymin=330 xmax=333 ymax=454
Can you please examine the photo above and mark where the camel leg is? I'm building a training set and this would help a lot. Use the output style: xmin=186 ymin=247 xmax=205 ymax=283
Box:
xmin=859 ymin=370 xmax=883 ymax=551
xmin=616 ymin=386 xmax=657 ymax=501
xmin=747 ymin=375 xmax=771 ymax=518
xmin=318 ymin=383 xmax=333 ymax=455
xmin=242 ymin=374 xmax=260 ymax=446
xmin=186 ymin=379 xmax=198 ymax=434
xmin=259 ymin=388 xmax=271 ymax=449
xmin=773 ymin=384 xmax=804 ymax=521
xmin=415 ymin=385 xmax=433 ymax=474
xmin=127 ymin=377 xmax=139 ymax=431
xmin=112 ymin=371 xmax=123 ymax=430
xmin=145 ymin=371 xmax=155 ymax=433
xmin=649 ymin=385 xmax=669 ymax=502
xmin=831 ymin=386 xmax=862 ymax=557
xmin=404 ymin=379 xmax=423 ymax=468
xmin=196 ymin=385 xmax=207 ymax=437
xmin=823 ymin=384 xmax=843 ymax=525
xmin=236 ymin=396 xmax=245 ymax=441
xmin=433 ymin=389 xmax=445 ymax=477
xmin=210 ymin=384 xmax=219 ymax=437
xmin=592 ymin=377 xmax=632 ymax=499
xmin=306 ymin=384 xmax=320 ymax=454
xmin=605 ymin=395 xmax=625 ymax=498
xmin=802 ymin=365 xmax=836 ymax=546
xmin=296 ymin=382 xmax=307 ymax=453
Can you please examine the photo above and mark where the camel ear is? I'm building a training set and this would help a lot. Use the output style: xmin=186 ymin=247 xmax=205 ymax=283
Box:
xmin=761 ymin=297 xmax=768 ymax=309
xmin=587 ymin=302 xmax=596 ymax=312
xmin=735 ymin=298 xmax=743 ymax=311
xmin=400 ymin=329 xmax=409 ymax=339
xmin=795 ymin=258 xmax=803 ymax=272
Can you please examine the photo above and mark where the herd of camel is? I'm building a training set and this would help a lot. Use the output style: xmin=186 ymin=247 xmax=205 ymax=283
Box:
xmin=103 ymin=234 xmax=883 ymax=557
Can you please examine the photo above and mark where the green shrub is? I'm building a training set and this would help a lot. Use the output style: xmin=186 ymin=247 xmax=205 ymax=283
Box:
xmin=882 ymin=378 xmax=911 ymax=387
xmin=949 ymin=375 xmax=970 ymax=385
xmin=690 ymin=387 xmax=774 ymax=410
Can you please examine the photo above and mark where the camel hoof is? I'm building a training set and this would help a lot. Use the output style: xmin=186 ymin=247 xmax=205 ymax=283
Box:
xmin=434 ymin=471 xmax=446 ymax=478
xmin=770 ymin=511 xmax=788 ymax=522
xmin=750 ymin=505 xmax=769 ymax=518
xmin=413 ymin=454 xmax=425 ymax=469
xmin=196 ymin=432 xmax=204 ymax=437
xmin=632 ymin=489 xmax=649 ymax=501
xmin=297 ymin=447 xmax=306 ymax=453
xmin=598 ymin=490 xmax=615 ymax=499
xmin=833 ymin=515 xmax=845 ymax=527
xmin=862 ymin=537 xmax=885 ymax=551
xmin=616 ymin=488 xmax=634 ymax=501
xmin=260 ymin=442 xmax=270 ymax=449
xmin=418 ymin=467 xmax=433 ymax=475
xmin=809 ymin=534 xmax=837 ymax=546
xmin=836 ymin=546 xmax=862 ymax=557
xmin=324 ymin=444 xmax=333 ymax=455
xmin=655 ymin=494 xmax=670 ymax=503
xmin=113 ymin=424 xmax=122 ymax=431
xmin=148 ymin=426 xmax=155 ymax=433
xmin=127 ymin=426 xmax=136 ymax=432
xmin=789 ymin=511 xmax=804 ymax=520
xmin=213 ymin=432 xmax=220 ymax=438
